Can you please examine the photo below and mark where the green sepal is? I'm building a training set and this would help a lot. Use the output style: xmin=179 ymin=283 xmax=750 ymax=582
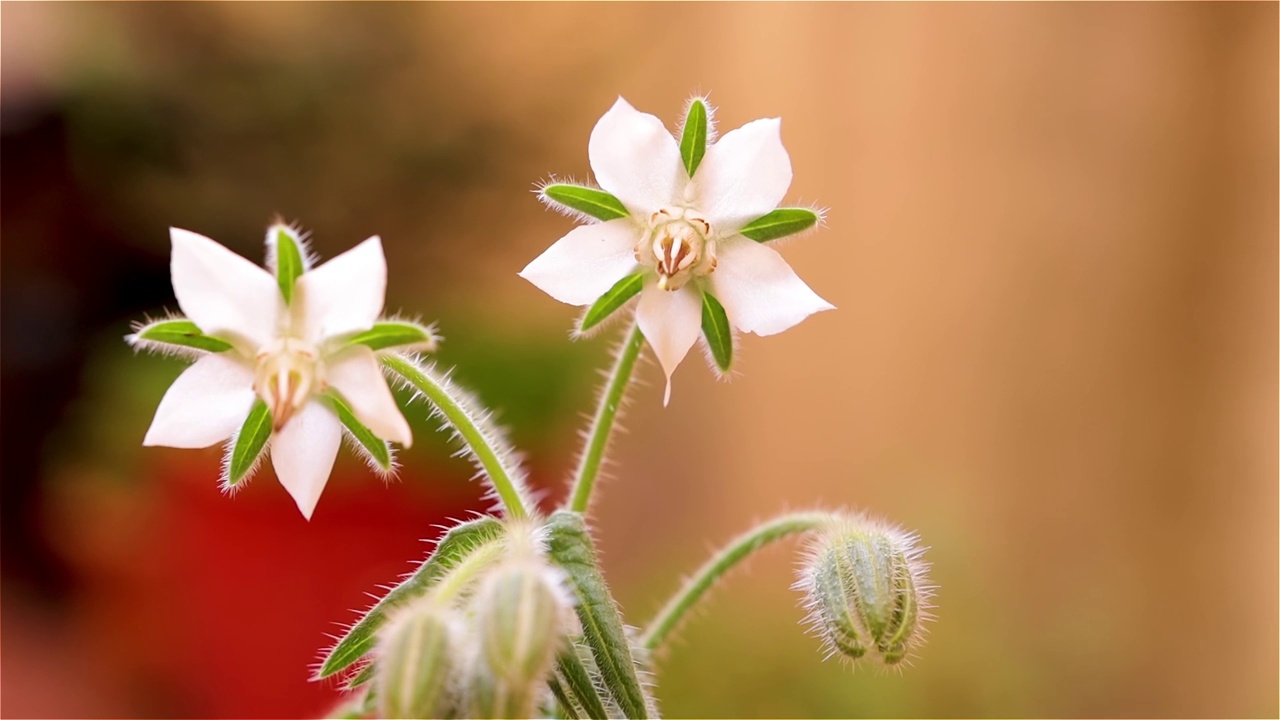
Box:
xmin=700 ymin=290 xmax=732 ymax=373
xmin=226 ymin=399 xmax=272 ymax=487
xmin=545 ymin=511 xmax=649 ymax=719
xmin=552 ymin=645 xmax=611 ymax=719
xmin=542 ymin=184 xmax=630 ymax=221
xmin=679 ymin=98 xmax=709 ymax=177
xmin=269 ymin=225 xmax=306 ymax=304
xmin=342 ymin=662 xmax=376 ymax=691
xmin=325 ymin=391 xmax=392 ymax=469
xmin=739 ymin=208 xmax=821 ymax=243
xmin=130 ymin=318 xmax=234 ymax=353
xmin=315 ymin=516 xmax=507 ymax=680
xmin=347 ymin=320 xmax=438 ymax=353
xmin=580 ymin=273 xmax=644 ymax=333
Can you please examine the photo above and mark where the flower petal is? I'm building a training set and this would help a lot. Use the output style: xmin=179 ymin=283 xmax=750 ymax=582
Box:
xmin=143 ymin=353 xmax=256 ymax=448
xmin=326 ymin=345 xmax=412 ymax=447
xmin=588 ymin=97 xmax=684 ymax=217
xmin=709 ymin=238 xmax=834 ymax=336
xmin=519 ymin=219 xmax=640 ymax=306
xmin=271 ymin=400 xmax=343 ymax=520
xmin=693 ymin=118 xmax=792 ymax=234
xmin=170 ymin=228 xmax=280 ymax=351
xmin=294 ymin=236 xmax=387 ymax=344
xmin=636 ymin=285 xmax=702 ymax=406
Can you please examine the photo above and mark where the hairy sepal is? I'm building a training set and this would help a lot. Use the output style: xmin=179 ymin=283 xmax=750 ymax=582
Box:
xmin=264 ymin=222 xmax=314 ymax=303
xmin=540 ymin=182 xmax=630 ymax=222
xmin=347 ymin=319 xmax=439 ymax=354
xmin=126 ymin=316 xmax=234 ymax=357
xmin=739 ymin=207 xmax=824 ymax=243
xmin=679 ymin=96 xmax=711 ymax=177
xmin=325 ymin=390 xmax=395 ymax=474
xmin=578 ymin=272 xmax=645 ymax=336
xmin=700 ymin=290 xmax=733 ymax=375
xmin=222 ymin=399 xmax=272 ymax=491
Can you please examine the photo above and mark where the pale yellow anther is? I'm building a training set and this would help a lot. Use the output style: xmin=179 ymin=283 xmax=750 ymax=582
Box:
xmin=640 ymin=206 xmax=719 ymax=292
xmin=254 ymin=338 xmax=323 ymax=431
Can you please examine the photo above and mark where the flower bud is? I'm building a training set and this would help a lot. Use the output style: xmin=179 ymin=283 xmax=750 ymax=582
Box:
xmin=798 ymin=518 xmax=932 ymax=666
xmin=476 ymin=560 xmax=570 ymax=686
xmin=374 ymin=598 xmax=459 ymax=719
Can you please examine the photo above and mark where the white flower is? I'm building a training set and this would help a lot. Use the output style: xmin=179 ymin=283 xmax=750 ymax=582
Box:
xmin=139 ymin=227 xmax=413 ymax=519
xmin=520 ymin=97 xmax=833 ymax=403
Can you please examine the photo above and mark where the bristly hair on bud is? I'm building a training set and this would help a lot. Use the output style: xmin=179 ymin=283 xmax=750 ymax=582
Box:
xmin=374 ymin=598 xmax=464 ymax=720
xmin=795 ymin=514 xmax=934 ymax=669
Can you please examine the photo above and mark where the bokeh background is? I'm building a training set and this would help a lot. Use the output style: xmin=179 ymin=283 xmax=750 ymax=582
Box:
xmin=2 ymin=3 xmax=1276 ymax=718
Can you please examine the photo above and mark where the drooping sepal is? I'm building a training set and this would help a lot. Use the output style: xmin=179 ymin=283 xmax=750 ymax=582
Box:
xmin=126 ymin=317 xmax=235 ymax=355
xmin=315 ymin=516 xmax=507 ymax=681
xmin=325 ymin=391 xmax=394 ymax=473
xmin=265 ymin=222 xmax=311 ymax=304
xmin=374 ymin=599 xmax=461 ymax=719
xmin=679 ymin=97 xmax=710 ymax=177
xmin=797 ymin=517 xmax=932 ymax=666
xmin=579 ymin=272 xmax=645 ymax=334
xmin=223 ymin=399 xmax=272 ymax=489
xmin=541 ymin=183 xmax=630 ymax=221
xmin=700 ymin=290 xmax=733 ymax=374
xmin=545 ymin=510 xmax=651 ymax=719
xmin=739 ymin=207 xmax=822 ymax=243
xmin=347 ymin=319 xmax=439 ymax=353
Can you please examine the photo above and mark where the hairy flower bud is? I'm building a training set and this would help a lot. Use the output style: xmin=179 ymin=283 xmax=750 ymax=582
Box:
xmin=374 ymin=599 xmax=460 ymax=719
xmin=797 ymin=518 xmax=932 ymax=666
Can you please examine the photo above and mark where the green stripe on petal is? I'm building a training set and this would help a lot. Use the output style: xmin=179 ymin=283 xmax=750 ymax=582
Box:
xmin=580 ymin=272 xmax=645 ymax=333
xmin=739 ymin=208 xmax=821 ymax=243
xmin=542 ymin=184 xmax=630 ymax=221
xmin=701 ymin=290 xmax=732 ymax=373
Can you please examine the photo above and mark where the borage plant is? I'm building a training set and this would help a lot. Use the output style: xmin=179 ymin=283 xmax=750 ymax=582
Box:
xmin=131 ymin=96 xmax=934 ymax=719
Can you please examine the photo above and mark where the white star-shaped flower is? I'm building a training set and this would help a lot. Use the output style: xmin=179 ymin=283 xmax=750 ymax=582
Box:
xmin=520 ymin=97 xmax=833 ymax=403
xmin=133 ymin=226 xmax=423 ymax=519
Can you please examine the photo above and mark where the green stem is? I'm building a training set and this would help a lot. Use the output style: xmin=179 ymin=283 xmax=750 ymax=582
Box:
xmin=567 ymin=323 xmax=645 ymax=513
xmin=640 ymin=511 xmax=839 ymax=652
xmin=382 ymin=354 xmax=530 ymax=519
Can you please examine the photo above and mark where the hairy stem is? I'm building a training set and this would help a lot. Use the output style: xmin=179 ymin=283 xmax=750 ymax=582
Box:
xmin=640 ymin=511 xmax=839 ymax=652
xmin=568 ymin=323 xmax=645 ymax=513
xmin=382 ymin=354 xmax=531 ymax=519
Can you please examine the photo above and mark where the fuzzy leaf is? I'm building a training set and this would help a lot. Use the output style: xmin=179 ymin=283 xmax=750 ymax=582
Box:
xmin=326 ymin=391 xmax=392 ymax=469
xmin=131 ymin=318 xmax=234 ymax=353
xmin=580 ymin=272 xmax=645 ymax=333
xmin=543 ymin=184 xmax=630 ymax=221
xmin=700 ymin=291 xmax=732 ymax=372
xmin=272 ymin=226 xmax=305 ymax=303
xmin=739 ymin=208 xmax=820 ymax=243
xmin=347 ymin=320 xmax=438 ymax=353
xmin=680 ymin=98 xmax=709 ymax=177
xmin=227 ymin=399 xmax=271 ymax=486
xmin=546 ymin=511 xmax=649 ymax=719
xmin=316 ymin=516 xmax=507 ymax=680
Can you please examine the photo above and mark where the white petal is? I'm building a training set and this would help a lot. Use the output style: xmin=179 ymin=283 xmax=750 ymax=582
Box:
xmin=636 ymin=285 xmax=702 ymax=406
xmin=588 ymin=97 xmax=684 ymax=217
xmin=519 ymin=219 xmax=641 ymax=306
xmin=170 ymin=228 xmax=280 ymax=351
xmin=326 ymin=345 xmax=412 ymax=447
xmin=709 ymin=238 xmax=834 ymax=336
xmin=692 ymin=118 xmax=793 ymax=234
xmin=143 ymin=353 xmax=256 ymax=448
xmin=293 ymin=237 xmax=386 ymax=344
xmin=270 ymin=400 xmax=342 ymax=520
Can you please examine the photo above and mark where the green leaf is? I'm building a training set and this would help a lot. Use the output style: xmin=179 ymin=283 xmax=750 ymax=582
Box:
xmin=545 ymin=511 xmax=649 ymax=719
xmin=580 ymin=273 xmax=644 ymax=333
xmin=700 ymin=291 xmax=732 ymax=373
xmin=227 ymin=399 xmax=272 ymax=487
xmin=680 ymin=98 xmax=709 ymax=177
xmin=552 ymin=645 xmax=610 ymax=719
xmin=542 ymin=184 xmax=629 ymax=221
xmin=131 ymin=318 xmax=234 ymax=353
xmin=272 ymin=225 xmax=305 ymax=303
xmin=347 ymin=320 xmax=438 ymax=353
xmin=739 ymin=208 xmax=821 ymax=243
xmin=326 ymin=392 xmax=392 ymax=469
xmin=315 ymin=517 xmax=507 ymax=680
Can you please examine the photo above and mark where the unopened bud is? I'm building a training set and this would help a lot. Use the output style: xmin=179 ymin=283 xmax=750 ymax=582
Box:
xmin=477 ymin=560 xmax=569 ymax=686
xmin=375 ymin=599 xmax=459 ymax=719
xmin=798 ymin=518 xmax=932 ymax=666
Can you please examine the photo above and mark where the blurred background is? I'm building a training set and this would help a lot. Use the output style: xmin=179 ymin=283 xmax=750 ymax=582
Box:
xmin=2 ymin=3 xmax=1276 ymax=718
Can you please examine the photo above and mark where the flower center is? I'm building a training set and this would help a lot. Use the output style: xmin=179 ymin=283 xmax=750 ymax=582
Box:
xmin=254 ymin=338 xmax=324 ymax=431
xmin=638 ymin=207 xmax=718 ymax=291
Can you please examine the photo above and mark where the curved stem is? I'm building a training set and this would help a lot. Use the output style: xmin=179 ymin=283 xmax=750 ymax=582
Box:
xmin=382 ymin=353 xmax=531 ymax=519
xmin=567 ymin=323 xmax=645 ymax=513
xmin=640 ymin=511 xmax=839 ymax=652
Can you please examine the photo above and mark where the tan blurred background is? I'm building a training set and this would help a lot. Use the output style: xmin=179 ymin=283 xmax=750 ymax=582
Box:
xmin=2 ymin=3 xmax=1275 ymax=718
